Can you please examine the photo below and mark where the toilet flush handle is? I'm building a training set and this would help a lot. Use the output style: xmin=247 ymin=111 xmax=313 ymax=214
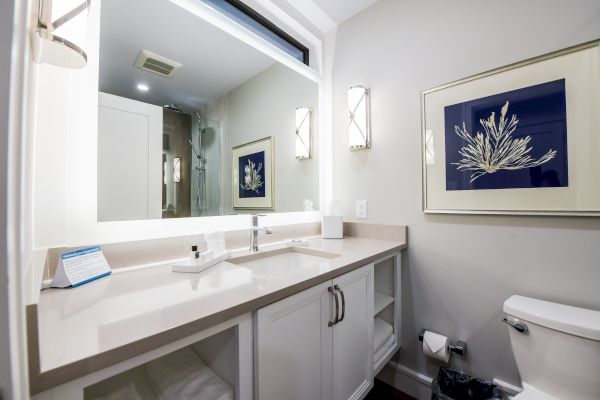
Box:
xmin=502 ymin=317 xmax=529 ymax=334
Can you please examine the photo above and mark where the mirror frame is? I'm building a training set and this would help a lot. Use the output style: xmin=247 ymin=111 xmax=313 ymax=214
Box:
xmin=62 ymin=0 xmax=330 ymax=246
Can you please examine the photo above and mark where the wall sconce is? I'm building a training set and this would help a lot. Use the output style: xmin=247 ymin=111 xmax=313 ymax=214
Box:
xmin=295 ymin=106 xmax=311 ymax=159
xmin=173 ymin=157 xmax=181 ymax=183
xmin=348 ymin=85 xmax=370 ymax=150
xmin=33 ymin=0 xmax=92 ymax=69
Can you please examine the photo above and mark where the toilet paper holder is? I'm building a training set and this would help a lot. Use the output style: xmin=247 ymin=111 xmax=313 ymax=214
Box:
xmin=418 ymin=329 xmax=466 ymax=357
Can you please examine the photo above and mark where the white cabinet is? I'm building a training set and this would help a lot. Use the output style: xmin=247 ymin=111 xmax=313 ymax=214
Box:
xmin=255 ymin=264 xmax=374 ymax=400
xmin=32 ymin=254 xmax=402 ymax=400
xmin=255 ymin=281 xmax=333 ymax=400
xmin=331 ymin=266 xmax=374 ymax=400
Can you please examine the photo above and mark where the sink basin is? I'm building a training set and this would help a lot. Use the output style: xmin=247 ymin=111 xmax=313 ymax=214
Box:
xmin=228 ymin=247 xmax=340 ymax=275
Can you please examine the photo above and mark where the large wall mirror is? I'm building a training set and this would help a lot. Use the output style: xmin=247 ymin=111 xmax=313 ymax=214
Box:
xmin=97 ymin=0 xmax=319 ymax=223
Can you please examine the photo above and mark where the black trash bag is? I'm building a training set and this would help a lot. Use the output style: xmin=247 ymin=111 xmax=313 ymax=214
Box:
xmin=431 ymin=367 xmax=508 ymax=400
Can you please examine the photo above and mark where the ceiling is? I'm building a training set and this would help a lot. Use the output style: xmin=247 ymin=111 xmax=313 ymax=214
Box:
xmin=99 ymin=0 xmax=275 ymax=112
xmin=268 ymin=0 xmax=379 ymax=34
xmin=303 ymin=0 xmax=379 ymax=27
xmin=99 ymin=0 xmax=379 ymax=111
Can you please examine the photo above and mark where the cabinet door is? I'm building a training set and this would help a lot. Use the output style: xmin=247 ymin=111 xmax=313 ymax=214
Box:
xmin=255 ymin=281 xmax=334 ymax=400
xmin=332 ymin=264 xmax=374 ymax=400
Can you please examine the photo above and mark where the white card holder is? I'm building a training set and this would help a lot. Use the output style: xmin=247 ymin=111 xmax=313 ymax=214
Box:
xmin=50 ymin=246 xmax=112 ymax=288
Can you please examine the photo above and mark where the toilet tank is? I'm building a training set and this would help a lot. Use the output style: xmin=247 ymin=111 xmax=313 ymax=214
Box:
xmin=503 ymin=295 xmax=600 ymax=400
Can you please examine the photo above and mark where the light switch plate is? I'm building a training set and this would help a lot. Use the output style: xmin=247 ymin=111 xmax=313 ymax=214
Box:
xmin=356 ymin=200 xmax=367 ymax=219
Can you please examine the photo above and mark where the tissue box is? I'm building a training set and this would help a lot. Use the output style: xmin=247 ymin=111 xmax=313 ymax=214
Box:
xmin=322 ymin=216 xmax=343 ymax=239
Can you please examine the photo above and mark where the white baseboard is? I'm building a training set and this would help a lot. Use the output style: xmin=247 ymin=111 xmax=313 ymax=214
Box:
xmin=377 ymin=361 xmax=433 ymax=400
xmin=387 ymin=361 xmax=433 ymax=386
xmin=378 ymin=360 xmax=523 ymax=400
xmin=493 ymin=377 xmax=522 ymax=397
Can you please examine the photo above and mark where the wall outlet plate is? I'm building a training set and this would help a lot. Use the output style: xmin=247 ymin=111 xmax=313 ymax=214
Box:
xmin=356 ymin=200 xmax=367 ymax=219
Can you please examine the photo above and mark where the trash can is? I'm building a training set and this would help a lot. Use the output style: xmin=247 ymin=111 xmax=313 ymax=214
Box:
xmin=431 ymin=367 xmax=508 ymax=400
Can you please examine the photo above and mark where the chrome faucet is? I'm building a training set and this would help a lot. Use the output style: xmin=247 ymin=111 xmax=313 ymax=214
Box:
xmin=250 ymin=214 xmax=273 ymax=253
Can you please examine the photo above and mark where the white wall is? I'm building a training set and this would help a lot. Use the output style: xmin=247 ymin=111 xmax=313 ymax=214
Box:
xmin=97 ymin=93 xmax=163 ymax=222
xmin=208 ymin=63 xmax=320 ymax=214
xmin=1 ymin=0 xmax=31 ymax=398
xmin=329 ymin=0 xmax=600 ymax=389
xmin=0 ymin=1 xmax=15 ymax=396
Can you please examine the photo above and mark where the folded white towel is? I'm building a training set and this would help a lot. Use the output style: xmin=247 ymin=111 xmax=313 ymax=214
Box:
xmin=373 ymin=317 xmax=394 ymax=354
xmin=145 ymin=347 xmax=234 ymax=400
xmin=93 ymin=382 xmax=143 ymax=400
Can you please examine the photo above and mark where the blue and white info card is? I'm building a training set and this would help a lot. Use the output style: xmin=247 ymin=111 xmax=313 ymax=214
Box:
xmin=50 ymin=246 xmax=112 ymax=288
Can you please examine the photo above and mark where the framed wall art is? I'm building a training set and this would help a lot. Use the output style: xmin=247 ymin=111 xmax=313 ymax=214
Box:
xmin=421 ymin=40 xmax=600 ymax=216
xmin=233 ymin=136 xmax=274 ymax=209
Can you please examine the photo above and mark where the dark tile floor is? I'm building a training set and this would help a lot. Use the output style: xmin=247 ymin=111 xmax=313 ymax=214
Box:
xmin=364 ymin=379 xmax=417 ymax=400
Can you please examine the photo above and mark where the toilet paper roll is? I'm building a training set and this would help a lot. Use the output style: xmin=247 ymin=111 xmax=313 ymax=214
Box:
xmin=423 ymin=330 xmax=450 ymax=362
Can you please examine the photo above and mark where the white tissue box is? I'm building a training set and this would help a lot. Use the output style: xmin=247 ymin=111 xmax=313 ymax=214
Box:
xmin=322 ymin=216 xmax=343 ymax=239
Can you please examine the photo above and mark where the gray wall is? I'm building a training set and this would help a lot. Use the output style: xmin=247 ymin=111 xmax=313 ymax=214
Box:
xmin=330 ymin=0 xmax=600 ymax=387
xmin=208 ymin=63 xmax=320 ymax=214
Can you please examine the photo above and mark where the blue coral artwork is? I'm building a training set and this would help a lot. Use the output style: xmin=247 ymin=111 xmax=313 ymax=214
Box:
xmin=238 ymin=151 xmax=266 ymax=198
xmin=444 ymin=79 xmax=568 ymax=191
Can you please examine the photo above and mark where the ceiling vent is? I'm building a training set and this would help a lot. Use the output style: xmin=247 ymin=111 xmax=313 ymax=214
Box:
xmin=134 ymin=50 xmax=182 ymax=78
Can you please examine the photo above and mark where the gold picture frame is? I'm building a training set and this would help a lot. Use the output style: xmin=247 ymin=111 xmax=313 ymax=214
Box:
xmin=421 ymin=40 xmax=600 ymax=216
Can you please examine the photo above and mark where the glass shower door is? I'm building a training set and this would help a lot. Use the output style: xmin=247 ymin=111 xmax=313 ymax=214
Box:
xmin=190 ymin=117 xmax=222 ymax=217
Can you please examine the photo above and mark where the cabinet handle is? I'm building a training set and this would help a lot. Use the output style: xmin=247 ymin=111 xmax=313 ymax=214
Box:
xmin=328 ymin=287 xmax=339 ymax=327
xmin=334 ymin=285 xmax=345 ymax=323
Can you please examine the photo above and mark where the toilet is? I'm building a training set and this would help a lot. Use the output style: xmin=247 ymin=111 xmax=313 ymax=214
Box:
xmin=503 ymin=295 xmax=600 ymax=400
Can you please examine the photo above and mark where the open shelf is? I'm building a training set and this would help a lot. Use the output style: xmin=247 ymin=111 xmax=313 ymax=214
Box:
xmin=372 ymin=254 xmax=399 ymax=375
xmin=374 ymin=292 xmax=394 ymax=316
xmin=84 ymin=328 xmax=237 ymax=400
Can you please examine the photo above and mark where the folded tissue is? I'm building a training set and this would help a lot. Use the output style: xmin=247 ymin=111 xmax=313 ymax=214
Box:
xmin=322 ymin=199 xmax=343 ymax=239
xmin=285 ymin=238 xmax=309 ymax=247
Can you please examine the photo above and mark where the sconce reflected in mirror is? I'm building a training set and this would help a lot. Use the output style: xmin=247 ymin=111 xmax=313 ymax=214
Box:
xmin=173 ymin=157 xmax=181 ymax=183
xmin=348 ymin=85 xmax=370 ymax=150
xmin=295 ymin=106 xmax=312 ymax=159
xmin=425 ymin=129 xmax=435 ymax=165
xmin=163 ymin=160 xmax=168 ymax=185
xmin=33 ymin=0 xmax=92 ymax=69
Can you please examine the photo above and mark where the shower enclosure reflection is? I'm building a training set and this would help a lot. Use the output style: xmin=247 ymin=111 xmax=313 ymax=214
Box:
xmin=161 ymin=107 xmax=221 ymax=218
xmin=189 ymin=114 xmax=222 ymax=217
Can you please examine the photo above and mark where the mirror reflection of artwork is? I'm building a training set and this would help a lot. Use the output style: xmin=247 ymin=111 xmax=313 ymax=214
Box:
xmin=444 ymin=79 xmax=568 ymax=191
xmin=233 ymin=137 xmax=273 ymax=209
xmin=239 ymin=151 xmax=265 ymax=198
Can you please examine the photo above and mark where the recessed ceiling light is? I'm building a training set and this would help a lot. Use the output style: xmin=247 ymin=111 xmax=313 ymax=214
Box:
xmin=137 ymin=83 xmax=149 ymax=92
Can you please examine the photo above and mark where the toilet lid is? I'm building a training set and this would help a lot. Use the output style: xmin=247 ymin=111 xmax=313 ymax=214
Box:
xmin=513 ymin=388 xmax=559 ymax=400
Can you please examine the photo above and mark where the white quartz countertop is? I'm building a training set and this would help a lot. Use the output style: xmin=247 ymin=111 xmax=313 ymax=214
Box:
xmin=34 ymin=236 xmax=405 ymax=389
